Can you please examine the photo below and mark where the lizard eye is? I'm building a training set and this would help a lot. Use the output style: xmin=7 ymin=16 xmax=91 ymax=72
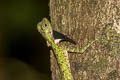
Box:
xmin=45 ymin=24 xmax=47 ymax=27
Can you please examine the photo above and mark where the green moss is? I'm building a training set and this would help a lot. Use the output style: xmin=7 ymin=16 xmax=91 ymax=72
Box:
xmin=107 ymin=70 xmax=119 ymax=80
xmin=101 ymin=23 xmax=120 ymax=56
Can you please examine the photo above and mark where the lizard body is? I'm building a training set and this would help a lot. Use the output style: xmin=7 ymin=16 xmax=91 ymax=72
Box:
xmin=37 ymin=18 xmax=97 ymax=80
xmin=37 ymin=18 xmax=73 ymax=80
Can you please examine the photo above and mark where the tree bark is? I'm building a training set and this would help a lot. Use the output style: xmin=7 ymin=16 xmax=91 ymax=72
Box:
xmin=50 ymin=0 xmax=120 ymax=80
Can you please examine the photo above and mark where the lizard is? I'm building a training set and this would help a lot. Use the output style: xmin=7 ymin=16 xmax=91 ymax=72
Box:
xmin=37 ymin=18 xmax=98 ymax=80
xmin=53 ymin=30 xmax=76 ymax=45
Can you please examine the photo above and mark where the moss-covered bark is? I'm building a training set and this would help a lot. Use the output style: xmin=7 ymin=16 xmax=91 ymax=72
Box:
xmin=50 ymin=0 xmax=120 ymax=80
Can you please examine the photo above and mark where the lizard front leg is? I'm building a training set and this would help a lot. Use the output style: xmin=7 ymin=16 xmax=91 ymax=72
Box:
xmin=65 ymin=38 xmax=98 ymax=53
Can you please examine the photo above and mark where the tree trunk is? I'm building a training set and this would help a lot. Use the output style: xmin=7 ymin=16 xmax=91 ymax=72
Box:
xmin=50 ymin=0 xmax=120 ymax=80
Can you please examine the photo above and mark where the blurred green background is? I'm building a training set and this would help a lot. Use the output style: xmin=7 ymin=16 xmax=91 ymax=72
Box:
xmin=0 ymin=0 xmax=50 ymax=80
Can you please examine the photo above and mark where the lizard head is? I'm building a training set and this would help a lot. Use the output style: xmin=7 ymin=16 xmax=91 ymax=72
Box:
xmin=37 ymin=18 xmax=53 ymax=40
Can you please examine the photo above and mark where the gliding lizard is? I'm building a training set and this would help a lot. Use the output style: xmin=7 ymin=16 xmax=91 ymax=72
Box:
xmin=37 ymin=18 xmax=98 ymax=80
